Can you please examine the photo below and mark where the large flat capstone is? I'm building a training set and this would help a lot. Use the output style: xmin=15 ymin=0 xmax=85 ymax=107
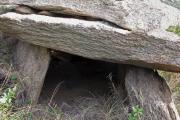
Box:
xmin=0 ymin=0 xmax=179 ymax=72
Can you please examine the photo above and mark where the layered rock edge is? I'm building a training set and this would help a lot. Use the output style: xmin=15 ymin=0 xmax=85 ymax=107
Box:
xmin=0 ymin=0 xmax=179 ymax=72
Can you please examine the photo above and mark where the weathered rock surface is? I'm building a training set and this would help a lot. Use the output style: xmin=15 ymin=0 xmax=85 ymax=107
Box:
xmin=125 ymin=66 xmax=180 ymax=120
xmin=0 ymin=0 xmax=180 ymax=72
xmin=162 ymin=0 xmax=180 ymax=9
xmin=1 ymin=0 xmax=180 ymax=31
xmin=13 ymin=41 xmax=50 ymax=104
xmin=0 ymin=32 xmax=17 ymax=64
xmin=0 ymin=12 xmax=179 ymax=72
xmin=0 ymin=5 xmax=17 ymax=14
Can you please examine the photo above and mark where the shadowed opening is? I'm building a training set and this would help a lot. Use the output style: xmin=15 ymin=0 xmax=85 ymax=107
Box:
xmin=39 ymin=51 xmax=126 ymax=105
xmin=38 ymin=51 xmax=127 ymax=119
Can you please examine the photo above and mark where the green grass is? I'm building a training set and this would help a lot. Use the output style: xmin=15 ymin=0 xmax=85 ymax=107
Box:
xmin=167 ymin=25 xmax=180 ymax=36
xmin=128 ymin=105 xmax=144 ymax=120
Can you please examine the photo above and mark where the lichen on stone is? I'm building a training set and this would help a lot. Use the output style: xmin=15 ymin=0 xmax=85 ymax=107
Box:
xmin=0 ymin=5 xmax=17 ymax=14
xmin=167 ymin=25 xmax=180 ymax=36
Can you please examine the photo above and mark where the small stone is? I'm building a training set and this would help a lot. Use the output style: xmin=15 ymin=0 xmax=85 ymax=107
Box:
xmin=15 ymin=6 xmax=35 ymax=14
xmin=38 ymin=11 xmax=54 ymax=16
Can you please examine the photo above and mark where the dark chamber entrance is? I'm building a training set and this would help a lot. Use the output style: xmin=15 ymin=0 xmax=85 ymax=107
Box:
xmin=37 ymin=51 xmax=128 ymax=120
xmin=39 ymin=51 xmax=120 ymax=106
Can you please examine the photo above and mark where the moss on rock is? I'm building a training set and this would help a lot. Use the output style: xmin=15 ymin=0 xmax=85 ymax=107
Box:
xmin=167 ymin=25 xmax=180 ymax=36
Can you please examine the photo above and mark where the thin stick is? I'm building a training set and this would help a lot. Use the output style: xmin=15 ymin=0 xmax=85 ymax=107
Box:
xmin=107 ymin=73 xmax=118 ymax=95
xmin=48 ymin=81 xmax=63 ymax=106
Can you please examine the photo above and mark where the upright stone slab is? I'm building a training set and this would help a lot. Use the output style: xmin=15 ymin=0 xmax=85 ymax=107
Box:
xmin=13 ymin=41 xmax=50 ymax=104
xmin=125 ymin=66 xmax=179 ymax=120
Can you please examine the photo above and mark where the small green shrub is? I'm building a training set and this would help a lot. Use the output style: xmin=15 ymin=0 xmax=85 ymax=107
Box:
xmin=167 ymin=25 xmax=180 ymax=36
xmin=128 ymin=105 xmax=144 ymax=120
xmin=0 ymin=85 xmax=17 ymax=109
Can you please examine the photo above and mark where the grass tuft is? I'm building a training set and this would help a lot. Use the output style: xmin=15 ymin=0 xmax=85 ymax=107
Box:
xmin=158 ymin=70 xmax=180 ymax=113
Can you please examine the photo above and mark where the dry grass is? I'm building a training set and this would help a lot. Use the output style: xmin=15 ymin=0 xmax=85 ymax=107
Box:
xmin=1 ymin=65 xmax=179 ymax=120
xmin=0 ymin=66 xmax=129 ymax=120
xmin=1 ymin=91 xmax=128 ymax=120
xmin=158 ymin=71 xmax=180 ymax=90
xmin=158 ymin=71 xmax=180 ymax=113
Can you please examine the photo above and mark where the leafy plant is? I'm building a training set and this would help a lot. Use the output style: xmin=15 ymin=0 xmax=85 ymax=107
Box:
xmin=128 ymin=105 xmax=144 ymax=120
xmin=167 ymin=25 xmax=180 ymax=36
xmin=0 ymin=85 xmax=17 ymax=110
